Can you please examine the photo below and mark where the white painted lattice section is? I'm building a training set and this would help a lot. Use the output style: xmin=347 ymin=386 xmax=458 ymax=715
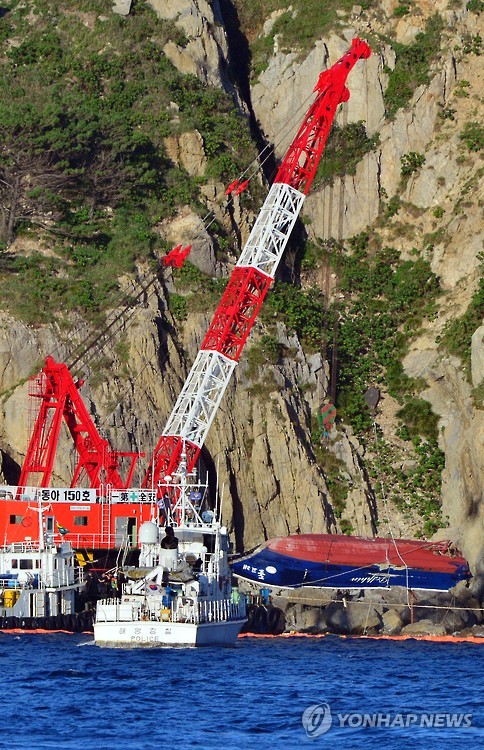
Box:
xmin=162 ymin=350 xmax=237 ymax=448
xmin=236 ymin=182 xmax=305 ymax=278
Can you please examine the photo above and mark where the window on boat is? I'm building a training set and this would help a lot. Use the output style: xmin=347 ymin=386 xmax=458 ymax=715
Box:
xmin=11 ymin=559 xmax=17 ymax=569
xmin=46 ymin=517 xmax=55 ymax=533
xmin=19 ymin=559 xmax=33 ymax=570
xmin=74 ymin=516 xmax=88 ymax=526
xmin=9 ymin=515 xmax=23 ymax=524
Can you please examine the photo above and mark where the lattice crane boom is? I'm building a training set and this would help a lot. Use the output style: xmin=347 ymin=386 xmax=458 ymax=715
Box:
xmin=143 ymin=38 xmax=371 ymax=487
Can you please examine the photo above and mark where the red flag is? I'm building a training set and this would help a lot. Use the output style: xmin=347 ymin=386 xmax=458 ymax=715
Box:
xmin=233 ymin=179 xmax=249 ymax=196
xmin=163 ymin=244 xmax=192 ymax=268
xmin=163 ymin=244 xmax=182 ymax=267
xmin=173 ymin=245 xmax=192 ymax=268
xmin=225 ymin=179 xmax=240 ymax=195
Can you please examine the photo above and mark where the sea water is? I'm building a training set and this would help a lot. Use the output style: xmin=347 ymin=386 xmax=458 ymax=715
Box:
xmin=2 ymin=633 xmax=482 ymax=750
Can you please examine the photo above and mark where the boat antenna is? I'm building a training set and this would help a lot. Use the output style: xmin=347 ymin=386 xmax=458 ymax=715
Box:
xmin=219 ymin=481 xmax=225 ymax=527
xmin=214 ymin=454 xmax=221 ymax=524
xmin=179 ymin=440 xmax=188 ymax=527
xmin=36 ymin=493 xmax=45 ymax=551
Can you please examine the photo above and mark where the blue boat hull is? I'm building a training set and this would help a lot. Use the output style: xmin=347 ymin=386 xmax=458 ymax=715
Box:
xmin=231 ymin=546 xmax=469 ymax=592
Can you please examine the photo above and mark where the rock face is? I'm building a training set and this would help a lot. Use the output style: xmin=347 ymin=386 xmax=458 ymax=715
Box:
xmin=164 ymin=130 xmax=207 ymax=177
xmin=157 ymin=207 xmax=222 ymax=277
xmin=251 ymin=34 xmax=385 ymax=148
xmin=401 ymin=620 xmax=447 ymax=637
xmin=403 ymin=345 xmax=484 ymax=569
xmin=263 ymin=6 xmax=483 ymax=568
xmin=324 ymin=600 xmax=383 ymax=635
xmin=259 ymin=585 xmax=482 ymax=637
xmin=148 ymin=0 xmax=233 ymax=91
xmin=206 ymin=340 xmax=337 ymax=550
xmin=471 ymin=326 xmax=484 ymax=388
xmin=0 ymin=2 xmax=482 ymax=589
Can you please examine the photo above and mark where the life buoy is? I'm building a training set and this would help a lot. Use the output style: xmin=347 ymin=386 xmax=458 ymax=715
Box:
xmin=70 ymin=613 xmax=80 ymax=631
xmin=267 ymin=607 xmax=283 ymax=634
xmin=60 ymin=613 xmax=71 ymax=630
xmin=246 ymin=604 xmax=257 ymax=627
xmin=254 ymin=606 xmax=268 ymax=633
xmin=79 ymin=610 xmax=94 ymax=632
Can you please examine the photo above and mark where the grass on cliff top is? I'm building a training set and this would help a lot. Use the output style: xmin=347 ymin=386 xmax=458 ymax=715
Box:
xmin=232 ymin=0 xmax=371 ymax=76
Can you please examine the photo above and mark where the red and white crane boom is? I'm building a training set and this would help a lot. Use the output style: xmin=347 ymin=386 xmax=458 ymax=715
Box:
xmin=143 ymin=38 xmax=371 ymax=487
xmin=18 ymin=356 xmax=143 ymax=490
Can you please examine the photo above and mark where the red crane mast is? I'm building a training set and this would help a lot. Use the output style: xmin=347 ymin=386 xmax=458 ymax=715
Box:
xmin=18 ymin=40 xmax=370 ymax=492
xmin=143 ymin=38 xmax=371 ymax=487
xmin=18 ymin=356 xmax=142 ymax=491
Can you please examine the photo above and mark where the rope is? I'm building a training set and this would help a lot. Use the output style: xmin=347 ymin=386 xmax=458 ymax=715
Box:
xmin=37 ymin=81 xmax=318 ymax=381
xmin=360 ymin=57 xmax=412 ymax=605
xmin=371 ymin=422 xmax=412 ymax=605
xmin=280 ymin=593 xmax=483 ymax=613
xmin=363 ymin=601 xmax=373 ymax=634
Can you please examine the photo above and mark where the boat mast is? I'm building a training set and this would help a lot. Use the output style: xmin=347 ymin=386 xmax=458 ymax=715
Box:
xmin=37 ymin=496 xmax=45 ymax=551
xmin=143 ymin=38 xmax=372 ymax=487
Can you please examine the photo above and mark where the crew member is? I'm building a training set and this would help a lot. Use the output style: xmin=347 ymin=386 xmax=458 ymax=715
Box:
xmin=161 ymin=526 xmax=179 ymax=550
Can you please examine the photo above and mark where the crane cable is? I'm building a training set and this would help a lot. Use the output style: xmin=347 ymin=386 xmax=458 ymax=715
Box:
xmin=354 ymin=58 xmax=411 ymax=603
xmin=44 ymin=83 xmax=320 ymax=379
xmin=26 ymin=50 xmax=345 ymax=450
xmin=329 ymin=103 xmax=348 ymax=408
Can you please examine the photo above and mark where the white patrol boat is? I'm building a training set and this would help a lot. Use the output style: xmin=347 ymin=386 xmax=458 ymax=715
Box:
xmin=0 ymin=499 xmax=86 ymax=631
xmin=94 ymin=455 xmax=246 ymax=647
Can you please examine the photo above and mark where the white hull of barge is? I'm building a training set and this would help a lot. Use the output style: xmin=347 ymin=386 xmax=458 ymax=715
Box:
xmin=94 ymin=618 xmax=246 ymax=647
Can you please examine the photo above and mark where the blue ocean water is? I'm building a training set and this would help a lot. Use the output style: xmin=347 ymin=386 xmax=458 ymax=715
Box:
xmin=1 ymin=633 xmax=482 ymax=750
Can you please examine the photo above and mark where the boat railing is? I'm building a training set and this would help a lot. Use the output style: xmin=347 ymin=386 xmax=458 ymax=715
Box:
xmin=41 ymin=568 xmax=84 ymax=589
xmin=171 ymin=596 xmax=246 ymax=624
xmin=5 ymin=541 xmax=43 ymax=553
xmin=95 ymin=595 xmax=247 ymax=625
xmin=196 ymin=598 xmax=246 ymax=624
xmin=0 ymin=567 xmax=84 ymax=590
xmin=52 ymin=532 xmax=131 ymax=549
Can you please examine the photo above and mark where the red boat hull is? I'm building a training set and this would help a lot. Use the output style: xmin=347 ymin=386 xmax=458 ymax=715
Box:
xmin=232 ymin=534 xmax=471 ymax=591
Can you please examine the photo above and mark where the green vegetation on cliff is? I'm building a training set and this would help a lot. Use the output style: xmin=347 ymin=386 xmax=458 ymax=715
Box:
xmin=442 ymin=255 xmax=484 ymax=380
xmin=0 ymin=0 xmax=254 ymax=321
xmin=231 ymin=0 xmax=371 ymax=76
xmin=382 ymin=14 xmax=444 ymax=117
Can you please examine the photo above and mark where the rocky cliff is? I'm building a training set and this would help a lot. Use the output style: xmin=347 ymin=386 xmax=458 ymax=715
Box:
xmin=0 ymin=0 xmax=482 ymax=575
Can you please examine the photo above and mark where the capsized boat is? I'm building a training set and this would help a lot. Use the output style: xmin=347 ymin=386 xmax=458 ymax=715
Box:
xmin=231 ymin=534 xmax=471 ymax=592
xmin=0 ymin=500 xmax=88 ymax=631
xmin=94 ymin=457 xmax=247 ymax=647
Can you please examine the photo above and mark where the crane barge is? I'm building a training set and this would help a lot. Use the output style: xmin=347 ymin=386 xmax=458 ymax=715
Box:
xmin=0 ymin=40 xmax=373 ymax=563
